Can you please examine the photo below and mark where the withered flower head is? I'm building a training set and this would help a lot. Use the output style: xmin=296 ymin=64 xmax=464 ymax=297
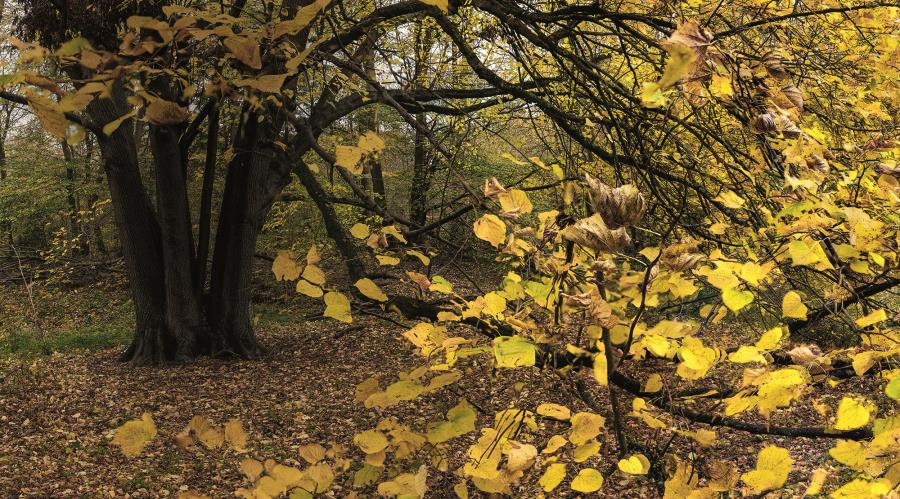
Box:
xmin=561 ymin=214 xmax=631 ymax=254
xmin=483 ymin=177 xmax=507 ymax=197
xmin=584 ymin=175 xmax=646 ymax=229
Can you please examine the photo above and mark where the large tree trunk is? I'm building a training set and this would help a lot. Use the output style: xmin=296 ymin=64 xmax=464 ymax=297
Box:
xmin=149 ymin=124 xmax=209 ymax=359
xmin=88 ymin=91 xmax=173 ymax=365
xmin=84 ymin=80 xmax=211 ymax=365
xmin=207 ymin=112 xmax=291 ymax=358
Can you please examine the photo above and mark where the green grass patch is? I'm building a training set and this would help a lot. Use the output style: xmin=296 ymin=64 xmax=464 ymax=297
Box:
xmin=0 ymin=283 xmax=133 ymax=357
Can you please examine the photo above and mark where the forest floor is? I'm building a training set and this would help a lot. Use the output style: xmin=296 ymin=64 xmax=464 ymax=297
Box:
xmin=0 ymin=276 xmax=884 ymax=498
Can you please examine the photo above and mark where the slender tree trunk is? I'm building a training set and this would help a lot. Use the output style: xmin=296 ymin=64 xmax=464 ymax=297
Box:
xmin=84 ymin=135 xmax=107 ymax=255
xmin=0 ymin=134 xmax=10 ymax=245
xmin=61 ymin=141 xmax=87 ymax=255
xmin=194 ymin=104 xmax=219 ymax=293
xmin=294 ymin=158 xmax=365 ymax=280
xmin=408 ymin=115 xmax=432 ymax=243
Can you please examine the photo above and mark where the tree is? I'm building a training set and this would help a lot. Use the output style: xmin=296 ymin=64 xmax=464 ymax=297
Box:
xmin=5 ymin=0 xmax=523 ymax=363
xmin=8 ymin=0 xmax=896 ymax=496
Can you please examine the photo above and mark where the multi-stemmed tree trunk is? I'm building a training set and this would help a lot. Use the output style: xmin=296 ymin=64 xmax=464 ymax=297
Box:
xmin=81 ymin=76 xmax=294 ymax=364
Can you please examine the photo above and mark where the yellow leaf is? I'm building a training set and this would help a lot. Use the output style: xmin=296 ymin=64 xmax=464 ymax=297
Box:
xmin=355 ymin=278 xmax=388 ymax=302
xmin=353 ymin=464 xmax=381 ymax=487
xmin=430 ymin=276 xmax=453 ymax=294
xmin=302 ymin=264 xmax=326 ymax=286
xmin=420 ymin=0 xmax=448 ymax=12
xmin=641 ymin=41 xmax=696 ymax=107
xmin=103 ymin=109 xmax=137 ymax=136
xmin=682 ymin=429 xmax=716 ymax=447
xmin=272 ymin=251 xmax=301 ymax=281
xmin=537 ymin=403 xmax=571 ymax=420
xmin=852 ymin=351 xmax=878 ymax=377
xmin=376 ymin=255 xmax=400 ymax=266
xmin=617 ymin=454 xmax=651 ymax=475
xmin=728 ymin=345 xmax=766 ymax=364
xmin=715 ymin=190 xmax=745 ymax=209
xmin=664 ymin=457 xmax=699 ymax=498
xmin=473 ymin=214 xmax=506 ymax=248
xmin=542 ymin=435 xmax=568 ymax=454
xmin=498 ymin=189 xmax=533 ymax=217
xmin=505 ymin=441 xmax=537 ymax=471
xmin=234 ymin=73 xmax=289 ymax=93
xmin=573 ymin=440 xmax=600 ymax=462
xmin=709 ymin=74 xmax=734 ymax=98
xmin=643 ymin=374 xmax=663 ymax=393
xmin=571 ymin=468 xmax=604 ymax=493
xmin=427 ymin=400 xmax=476 ymax=444
xmin=376 ymin=465 xmax=427 ymax=498
xmin=224 ymin=419 xmax=247 ymax=452
xmin=642 ymin=335 xmax=670 ymax=357
xmin=453 ymin=481 xmax=468 ymax=499
xmin=223 ymin=36 xmax=261 ymax=69
xmin=722 ymin=287 xmax=754 ymax=312
xmin=306 ymin=246 xmax=321 ymax=265
xmin=830 ymin=478 xmax=893 ymax=499
xmin=739 ymin=261 xmax=770 ymax=287
xmin=788 ymin=239 xmax=831 ymax=268
xmin=829 ymin=440 xmax=867 ymax=470
xmin=112 ymin=412 xmax=157 ymax=458
xmin=353 ymin=429 xmax=389 ymax=454
xmin=335 ymin=145 xmax=364 ymax=174
xmin=26 ymin=92 xmax=68 ymax=138
xmin=382 ymin=225 xmax=408 ymax=244
xmin=295 ymin=280 xmax=323 ymax=297
xmin=407 ymin=250 xmax=431 ymax=266
xmin=357 ymin=131 xmax=385 ymax=155
xmin=593 ymin=352 xmax=608 ymax=386
xmin=350 ymin=223 xmax=370 ymax=239
xmin=569 ymin=412 xmax=605 ymax=446
xmin=492 ymin=336 xmax=535 ymax=368
xmin=198 ymin=425 xmax=224 ymax=450
xmin=271 ymin=0 xmax=329 ymax=39
xmin=834 ymin=397 xmax=870 ymax=430
xmin=856 ymin=309 xmax=887 ymax=328
xmin=299 ymin=443 xmax=326 ymax=464
xmin=355 ymin=377 xmax=380 ymax=403
xmin=782 ymin=291 xmax=808 ymax=320
xmin=756 ymin=326 xmax=784 ymax=351
xmin=144 ymin=98 xmax=190 ymax=125
xmin=323 ymin=291 xmax=352 ymax=323
xmin=270 ymin=463 xmax=303 ymax=488
xmin=539 ymin=463 xmax=566 ymax=492
xmin=239 ymin=458 xmax=264 ymax=481
xmin=740 ymin=445 xmax=792 ymax=494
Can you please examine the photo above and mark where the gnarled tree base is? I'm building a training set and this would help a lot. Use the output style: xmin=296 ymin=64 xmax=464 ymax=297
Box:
xmin=120 ymin=319 xmax=262 ymax=365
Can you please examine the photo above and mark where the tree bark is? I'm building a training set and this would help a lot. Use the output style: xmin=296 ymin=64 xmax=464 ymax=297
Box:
xmin=86 ymin=86 xmax=172 ymax=365
xmin=408 ymin=114 xmax=432 ymax=243
xmin=207 ymin=111 xmax=291 ymax=358
xmin=149 ymin=123 xmax=208 ymax=358
xmin=293 ymin=159 xmax=365 ymax=280
xmin=194 ymin=104 xmax=219 ymax=293
xmin=61 ymin=141 xmax=87 ymax=255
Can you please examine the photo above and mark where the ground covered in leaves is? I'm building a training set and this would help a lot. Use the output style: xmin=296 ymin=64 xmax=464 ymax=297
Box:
xmin=1 ymin=305 xmax=884 ymax=498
